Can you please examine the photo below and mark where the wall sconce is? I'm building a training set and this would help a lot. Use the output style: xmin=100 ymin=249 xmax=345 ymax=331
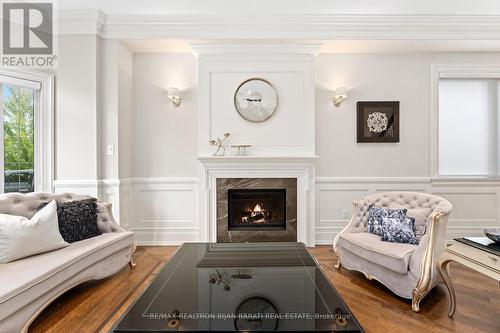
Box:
xmin=333 ymin=87 xmax=347 ymax=107
xmin=167 ymin=87 xmax=182 ymax=107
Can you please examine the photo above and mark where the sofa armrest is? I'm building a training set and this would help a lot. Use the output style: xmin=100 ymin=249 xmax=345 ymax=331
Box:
xmin=333 ymin=199 xmax=361 ymax=253
xmin=97 ymin=201 xmax=126 ymax=233
xmin=410 ymin=208 xmax=450 ymax=311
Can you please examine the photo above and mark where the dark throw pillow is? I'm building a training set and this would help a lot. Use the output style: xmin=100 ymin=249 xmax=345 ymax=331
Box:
xmin=40 ymin=198 xmax=101 ymax=243
xmin=381 ymin=216 xmax=418 ymax=245
xmin=367 ymin=204 xmax=407 ymax=236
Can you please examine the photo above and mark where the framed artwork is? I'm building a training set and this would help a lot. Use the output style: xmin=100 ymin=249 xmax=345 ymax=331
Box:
xmin=356 ymin=101 xmax=400 ymax=143
xmin=234 ymin=78 xmax=279 ymax=123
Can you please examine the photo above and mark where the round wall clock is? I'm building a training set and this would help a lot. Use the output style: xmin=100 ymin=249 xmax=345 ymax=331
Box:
xmin=234 ymin=78 xmax=279 ymax=123
xmin=234 ymin=296 xmax=279 ymax=331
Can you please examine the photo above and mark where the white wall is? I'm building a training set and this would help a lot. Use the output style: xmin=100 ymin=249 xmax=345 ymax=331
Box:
xmin=55 ymin=35 xmax=98 ymax=179
xmin=118 ymin=42 xmax=134 ymax=179
xmin=56 ymin=34 xmax=100 ymax=182
xmin=314 ymin=52 xmax=500 ymax=244
xmin=315 ymin=53 xmax=500 ymax=177
xmin=100 ymin=39 xmax=134 ymax=180
xmin=197 ymin=53 xmax=316 ymax=157
xmin=132 ymin=53 xmax=198 ymax=177
xmin=315 ymin=53 xmax=431 ymax=177
xmin=54 ymin=44 xmax=500 ymax=244
xmin=135 ymin=52 xmax=500 ymax=177
xmin=100 ymin=39 xmax=120 ymax=180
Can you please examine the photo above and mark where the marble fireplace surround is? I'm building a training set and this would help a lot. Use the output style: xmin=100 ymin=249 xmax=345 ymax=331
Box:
xmin=198 ymin=156 xmax=316 ymax=246
xmin=216 ymin=178 xmax=297 ymax=243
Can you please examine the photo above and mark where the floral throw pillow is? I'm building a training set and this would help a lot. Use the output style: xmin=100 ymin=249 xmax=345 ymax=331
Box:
xmin=381 ymin=216 xmax=419 ymax=245
xmin=367 ymin=205 xmax=407 ymax=236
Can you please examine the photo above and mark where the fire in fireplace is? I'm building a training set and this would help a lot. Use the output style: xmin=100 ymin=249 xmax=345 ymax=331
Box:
xmin=228 ymin=189 xmax=286 ymax=230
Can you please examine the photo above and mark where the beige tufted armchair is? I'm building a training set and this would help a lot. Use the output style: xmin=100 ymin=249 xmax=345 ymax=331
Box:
xmin=333 ymin=192 xmax=452 ymax=312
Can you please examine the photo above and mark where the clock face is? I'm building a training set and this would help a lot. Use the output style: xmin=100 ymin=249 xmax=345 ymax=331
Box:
xmin=234 ymin=78 xmax=278 ymax=123
xmin=234 ymin=297 xmax=278 ymax=331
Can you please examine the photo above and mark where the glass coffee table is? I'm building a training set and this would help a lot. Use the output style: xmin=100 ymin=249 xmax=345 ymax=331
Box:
xmin=113 ymin=243 xmax=364 ymax=332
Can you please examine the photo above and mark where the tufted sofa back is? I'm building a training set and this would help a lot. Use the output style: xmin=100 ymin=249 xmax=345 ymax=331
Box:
xmin=350 ymin=192 xmax=453 ymax=233
xmin=0 ymin=192 xmax=123 ymax=233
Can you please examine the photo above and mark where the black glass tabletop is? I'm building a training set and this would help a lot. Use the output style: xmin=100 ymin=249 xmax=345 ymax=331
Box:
xmin=113 ymin=243 xmax=364 ymax=332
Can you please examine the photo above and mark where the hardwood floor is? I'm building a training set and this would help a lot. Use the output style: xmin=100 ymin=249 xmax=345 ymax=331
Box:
xmin=29 ymin=246 xmax=500 ymax=333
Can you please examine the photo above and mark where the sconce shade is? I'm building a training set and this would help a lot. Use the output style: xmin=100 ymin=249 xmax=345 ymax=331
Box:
xmin=333 ymin=86 xmax=348 ymax=106
xmin=167 ymin=87 xmax=182 ymax=106
xmin=334 ymin=87 xmax=347 ymax=98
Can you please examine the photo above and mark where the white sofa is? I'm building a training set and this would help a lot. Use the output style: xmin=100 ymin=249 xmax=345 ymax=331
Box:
xmin=0 ymin=192 xmax=135 ymax=333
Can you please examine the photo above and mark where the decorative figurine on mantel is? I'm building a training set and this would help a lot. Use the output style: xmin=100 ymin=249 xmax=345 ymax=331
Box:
xmin=231 ymin=144 xmax=252 ymax=156
xmin=209 ymin=132 xmax=230 ymax=156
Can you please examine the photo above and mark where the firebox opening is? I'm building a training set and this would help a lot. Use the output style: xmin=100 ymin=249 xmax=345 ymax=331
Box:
xmin=228 ymin=189 xmax=286 ymax=231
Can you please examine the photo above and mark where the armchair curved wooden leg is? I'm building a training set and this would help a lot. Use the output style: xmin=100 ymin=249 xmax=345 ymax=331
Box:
xmin=437 ymin=257 xmax=456 ymax=317
xmin=334 ymin=257 xmax=341 ymax=270
xmin=128 ymin=257 xmax=136 ymax=269
xmin=128 ymin=246 xmax=137 ymax=270
xmin=411 ymin=289 xmax=424 ymax=312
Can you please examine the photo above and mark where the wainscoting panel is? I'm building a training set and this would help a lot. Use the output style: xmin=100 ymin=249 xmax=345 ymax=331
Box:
xmin=53 ymin=177 xmax=199 ymax=245
xmin=138 ymin=190 xmax=195 ymax=226
xmin=130 ymin=178 xmax=200 ymax=245
xmin=118 ymin=180 xmax=133 ymax=230
xmin=53 ymin=177 xmax=500 ymax=246
xmin=98 ymin=179 xmax=121 ymax=220
xmin=432 ymin=185 xmax=500 ymax=241
xmin=53 ymin=179 xmax=99 ymax=197
xmin=315 ymin=188 xmax=368 ymax=245
xmin=315 ymin=177 xmax=500 ymax=245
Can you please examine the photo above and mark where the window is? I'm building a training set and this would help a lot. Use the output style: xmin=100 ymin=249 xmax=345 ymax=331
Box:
xmin=0 ymin=75 xmax=41 ymax=193
xmin=438 ymin=78 xmax=500 ymax=176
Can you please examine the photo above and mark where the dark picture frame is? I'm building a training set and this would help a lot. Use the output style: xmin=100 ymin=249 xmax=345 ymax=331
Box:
xmin=356 ymin=101 xmax=399 ymax=143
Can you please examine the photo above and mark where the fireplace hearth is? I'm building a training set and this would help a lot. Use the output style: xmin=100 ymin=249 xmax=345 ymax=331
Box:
xmin=228 ymin=189 xmax=286 ymax=230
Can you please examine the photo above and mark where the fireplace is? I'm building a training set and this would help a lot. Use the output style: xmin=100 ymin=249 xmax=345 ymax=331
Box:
xmin=216 ymin=178 xmax=297 ymax=243
xmin=228 ymin=189 xmax=286 ymax=230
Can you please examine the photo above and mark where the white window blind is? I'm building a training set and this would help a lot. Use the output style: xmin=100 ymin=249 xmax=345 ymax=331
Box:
xmin=438 ymin=78 xmax=499 ymax=176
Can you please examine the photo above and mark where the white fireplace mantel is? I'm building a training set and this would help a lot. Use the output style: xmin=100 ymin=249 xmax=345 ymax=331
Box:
xmin=195 ymin=44 xmax=317 ymax=245
xmin=198 ymin=156 xmax=317 ymax=247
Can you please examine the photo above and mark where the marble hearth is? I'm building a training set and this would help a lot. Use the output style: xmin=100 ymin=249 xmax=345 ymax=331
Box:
xmin=216 ymin=178 xmax=297 ymax=243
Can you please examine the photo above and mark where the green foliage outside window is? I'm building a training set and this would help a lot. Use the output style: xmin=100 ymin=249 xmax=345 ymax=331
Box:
xmin=3 ymin=84 xmax=34 ymax=193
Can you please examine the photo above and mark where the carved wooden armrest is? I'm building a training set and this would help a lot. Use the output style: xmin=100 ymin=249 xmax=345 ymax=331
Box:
xmin=333 ymin=199 xmax=360 ymax=253
xmin=411 ymin=208 xmax=449 ymax=312
xmin=99 ymin=202 xmax=137 ymax=269
xmin=100 ymin=201 xmax=126 ymax=233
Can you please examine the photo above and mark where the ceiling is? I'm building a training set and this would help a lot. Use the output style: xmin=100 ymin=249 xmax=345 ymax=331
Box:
xmin=57 ymin=0 xmax=500 ymax=15
xmin=58 ymin=1 xmax=500 ymax=48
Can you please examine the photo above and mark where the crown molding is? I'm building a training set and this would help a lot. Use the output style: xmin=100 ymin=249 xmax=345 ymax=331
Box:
xmin=432 ymin=62 xmax=500 ymax=78
xmin=102 ymin=14 xmax=500 ymax=40
xmin=56 ymin=11 xmax=500 ymax=40
xmin=57 ymin=9 xmax=106 ymax=36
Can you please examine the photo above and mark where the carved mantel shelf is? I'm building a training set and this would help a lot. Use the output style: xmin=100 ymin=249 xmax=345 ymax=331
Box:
xmin=198 ymin=155 xmax=319 ymax=166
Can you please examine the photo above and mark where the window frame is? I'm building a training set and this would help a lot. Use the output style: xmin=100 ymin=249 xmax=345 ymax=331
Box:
xmin=0 ymin=68 xmax=54 ymax=193
xmin=430 ymin=63 xmax=500 ymax=180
